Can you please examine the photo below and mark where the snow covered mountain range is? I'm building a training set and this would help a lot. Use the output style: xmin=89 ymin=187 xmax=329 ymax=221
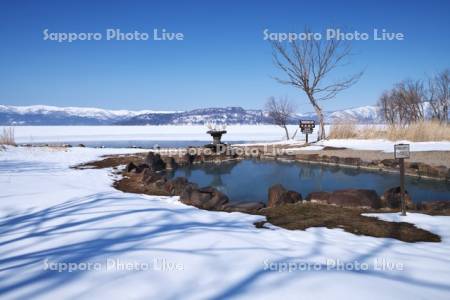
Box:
xmin=0 ymin=104 xmax=385 ymax=125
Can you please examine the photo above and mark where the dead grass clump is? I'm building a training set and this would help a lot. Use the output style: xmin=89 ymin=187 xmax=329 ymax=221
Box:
xmin=328 ymin=120 xmax=358 ymax=139
xmin=384 ymin=121 xmax=450 ymax=141
xmin=329 ymin=121 xmax=450 ymax=142
xmin=0 ymin=127 xmax=16 ymax=145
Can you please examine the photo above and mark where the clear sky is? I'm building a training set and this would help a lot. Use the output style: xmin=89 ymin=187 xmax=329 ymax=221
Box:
xmin=0 ymin=0 xmax=449 ymax=112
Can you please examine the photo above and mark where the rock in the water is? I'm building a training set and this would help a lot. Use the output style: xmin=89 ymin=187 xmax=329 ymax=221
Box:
xmin=180 ymin=186 xmax=229 ymax=211
xmin=174 ymin=153 xmax=195 ymax=166
xmin=268 ymin=184 xmax=302 ymax=208
xmin=162 ymin=157 xmax=177 ymax=170
xmin=144 ymin=152 xmax=166 ymax=172
xmin=382 ymin=186 xmax=413 ymax=209
xmin=328 ymin=189 xmax=381 ymax=209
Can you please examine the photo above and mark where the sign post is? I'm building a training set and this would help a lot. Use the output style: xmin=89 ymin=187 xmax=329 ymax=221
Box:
xmin=299 ymin=120 xmax=315 ymax=144
xmin=394 ymin=143 xmax=410 ymax=216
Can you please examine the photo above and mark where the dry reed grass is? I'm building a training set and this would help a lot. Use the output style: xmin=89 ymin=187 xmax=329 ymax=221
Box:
xmin=0 ymin=127 xmax=16 ymax=145
xmin=328 ymin=120 xmax=450 ymax=142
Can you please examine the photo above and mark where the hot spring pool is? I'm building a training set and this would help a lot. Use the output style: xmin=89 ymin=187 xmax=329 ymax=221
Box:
xmin=168 ymin=159 xmax=450 ymax=203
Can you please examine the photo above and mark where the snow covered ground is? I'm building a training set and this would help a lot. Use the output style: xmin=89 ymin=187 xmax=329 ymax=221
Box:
xmin=1 ymin=146 xmax=450 ymax=299
xmin=318 ymin=139 xmax=450 ymax=152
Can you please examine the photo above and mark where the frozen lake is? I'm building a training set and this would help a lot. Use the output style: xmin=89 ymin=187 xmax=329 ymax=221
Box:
xmin=5 ymin=125 xmax=316 ymax=145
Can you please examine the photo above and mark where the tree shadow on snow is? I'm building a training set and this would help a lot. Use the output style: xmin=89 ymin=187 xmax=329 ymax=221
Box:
xmin=0 ymin=192 xmax=273 ymax=299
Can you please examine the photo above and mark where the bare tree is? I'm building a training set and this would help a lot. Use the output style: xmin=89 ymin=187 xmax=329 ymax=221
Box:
xmin=265 ymin=96 xmax=296 ymax=139
xmin=428 ymin=69 xmax=449 ymax=123
xmin=271 ymin=29 xmax=363 ymax=140
xmin=378 ymin=91 xmax=396 ymax=125
xmin=378 ymin=79 xmax=425 ymax=126
xmin=397 ymin=80 xmax=425 ymax=123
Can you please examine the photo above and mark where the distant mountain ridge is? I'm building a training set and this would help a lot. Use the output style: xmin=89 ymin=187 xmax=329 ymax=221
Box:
xmin=0 ymin=105 xmax=175 ymax=125
xmin=0 ymin=104 xmax=387 ymax=125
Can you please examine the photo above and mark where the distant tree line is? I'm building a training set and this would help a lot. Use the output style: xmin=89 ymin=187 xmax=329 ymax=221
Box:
xmin=378 ymin=69 xmax=449 ymax=125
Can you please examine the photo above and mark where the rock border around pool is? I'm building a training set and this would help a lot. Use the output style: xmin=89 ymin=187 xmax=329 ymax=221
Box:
xmin=271 ymin=153 xmax=450 ymax=181
xmin=75 ymin=149 xmax=449 ymax=242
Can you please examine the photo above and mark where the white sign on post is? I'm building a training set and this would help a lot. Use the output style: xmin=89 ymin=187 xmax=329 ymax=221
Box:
xmin=394 ymin=144 xmax=410 ymax=159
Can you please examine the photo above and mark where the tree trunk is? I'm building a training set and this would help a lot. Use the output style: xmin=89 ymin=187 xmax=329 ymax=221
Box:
xmin=308 ymin=95 xmax=326 ymax=140
xmin=283 ymin=125 xmax=290 ymax=140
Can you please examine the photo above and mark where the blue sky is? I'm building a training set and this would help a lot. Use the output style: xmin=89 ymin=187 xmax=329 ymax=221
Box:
xmin=0 ymin=0 xmax=449 ymax=112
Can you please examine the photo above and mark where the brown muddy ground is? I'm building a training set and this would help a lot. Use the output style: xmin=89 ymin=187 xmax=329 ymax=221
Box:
xmin=257 ymin=203 xmax=441 ymax=243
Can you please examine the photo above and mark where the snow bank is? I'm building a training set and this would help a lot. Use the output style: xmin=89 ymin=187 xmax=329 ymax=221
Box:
xmin=1 ymin=147 xmax=450 ymax=299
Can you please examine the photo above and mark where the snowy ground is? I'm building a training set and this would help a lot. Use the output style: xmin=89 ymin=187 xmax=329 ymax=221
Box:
xmin=1 ymin=146 xmax=450 ymax=299
xmin=317 ymin=139 xmax=450 ymax=152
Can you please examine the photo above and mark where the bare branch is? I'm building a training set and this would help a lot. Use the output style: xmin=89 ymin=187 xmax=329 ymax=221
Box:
xmin=265 ymin=96 xmax=296 ymax=139
xmin=271 ymin=28 xmax=363 ymax=139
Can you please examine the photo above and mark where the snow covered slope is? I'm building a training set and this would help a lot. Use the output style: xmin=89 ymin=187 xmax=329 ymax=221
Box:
xmin=0 ymin=105 xmax=174 ymax=125
xmin=1 ymin=103 xmax=446 ymax=125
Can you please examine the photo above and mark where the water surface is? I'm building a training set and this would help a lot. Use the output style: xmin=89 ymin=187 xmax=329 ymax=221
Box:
xmin=170 ymin=159 xmax=450 ymax=203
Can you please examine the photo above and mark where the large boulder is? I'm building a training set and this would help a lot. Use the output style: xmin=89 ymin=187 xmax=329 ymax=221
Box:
xmin=142 ymin=168 xmax=165 ymax=184
xmin=417 ymin=200 xmax=450 ymax=212
xmin=418 ymin=164 xmax=448 ymax=179
xmin=329 ymin=156 xmax=340 ymax=164
xmin=179 ymin=186 xmax=229 ymax=211
xmin=162 ymin=157 xmax=177 ymax=170
xmin=267 ymin=184 xmax=302 ymax=208
xmin=144 ymin=152 xmax=166 ymax=172
xmin=126 ymin=162 xmax=149 ymax=173
xmin=382 ymin=186 xmax=413 ymax=209
xmin=341 ymin=157 xmax=361 ymax=166
xmin=295 ymin=154 xmax=320 ymax=162
xmin=305 ymin=192 xmax=331 ymax=204
xmin=174 ymin=153 xmax=194 ymax=166
xmin=164 ymin=177 xmax=196 ymax=195
xmin=135 ymin=164 xmax=149 ymax=173
xmin=328 ymin=189 xmax=381 ymax=209
xmin=380 ymin=159 xmax=398 ymax=168
xmin=126 ymin=162 xmax=137 ymax=172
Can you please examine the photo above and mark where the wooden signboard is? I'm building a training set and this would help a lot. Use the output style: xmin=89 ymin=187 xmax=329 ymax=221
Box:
xmin=394 ymin=144 xmax=410 ymax=159
xmin=394 ymin=143 xmax=410 ymax=216
xmin=299 ymin=120 xmax=315 ymax=143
